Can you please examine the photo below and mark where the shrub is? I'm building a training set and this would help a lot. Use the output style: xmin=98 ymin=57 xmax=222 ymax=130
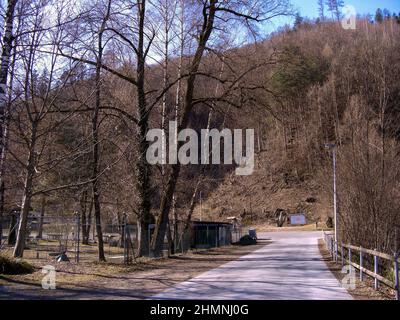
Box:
xmin=0 ymin=254 xmax=35 ymax=275
xmin=238 ymin=235 xmax=257 ymax=246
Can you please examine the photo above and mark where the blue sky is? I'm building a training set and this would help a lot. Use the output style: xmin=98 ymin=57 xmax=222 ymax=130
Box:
xmin=291 ymin=0 xmax=400 ymax=19
xmin=265 ymin=0 xmax=400 ymax=32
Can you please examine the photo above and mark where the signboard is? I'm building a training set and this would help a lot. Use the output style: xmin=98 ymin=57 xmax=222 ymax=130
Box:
xmin=290 ymin=214 xmax=306 ymax=225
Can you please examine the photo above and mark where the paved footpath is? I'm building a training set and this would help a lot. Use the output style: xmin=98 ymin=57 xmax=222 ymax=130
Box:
xmin=153 ymin=231 xmax=353 ymax=300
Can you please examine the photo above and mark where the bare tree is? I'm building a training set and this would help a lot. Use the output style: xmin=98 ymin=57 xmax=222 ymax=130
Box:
xmin=0 ymin=0 xmax=18 ymax=246
xmin=89 ymin=0 xmax=113 ymax=262
xmin=12 ymin=0 xmax=91 ymax=257
xmin=151 ymin=0 xmax=291 ymax=257
xmin=318 ymin=0 xmax=325 ymax=21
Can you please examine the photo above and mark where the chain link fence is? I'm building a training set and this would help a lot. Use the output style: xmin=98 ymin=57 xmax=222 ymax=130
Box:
xmin=0 ymin=214 xmax=245 ymax=264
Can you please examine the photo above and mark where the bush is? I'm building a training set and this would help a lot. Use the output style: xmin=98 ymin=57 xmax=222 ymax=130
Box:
xmin=238 ymin=235 xmax=257 ymax=246
xmin=0 ymin=254 xmax=35 ymax=275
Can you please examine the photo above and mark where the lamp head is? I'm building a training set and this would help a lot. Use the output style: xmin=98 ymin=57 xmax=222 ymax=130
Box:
xmin=324 ymin=143 xmax=336 ymax=149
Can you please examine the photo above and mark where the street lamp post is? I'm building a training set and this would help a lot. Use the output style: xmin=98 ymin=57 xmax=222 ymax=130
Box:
xmin=325 ymin=143 xmax=338 ymax=261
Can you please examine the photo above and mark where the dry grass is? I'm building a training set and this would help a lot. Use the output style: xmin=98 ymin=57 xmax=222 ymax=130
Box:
xmin=0 ymin=241 xmax=268 ymax=299
xmin=0 ymin=240 xmax=125 ymax=264
xmin=255 ymin=223 xmax=328 ymax=232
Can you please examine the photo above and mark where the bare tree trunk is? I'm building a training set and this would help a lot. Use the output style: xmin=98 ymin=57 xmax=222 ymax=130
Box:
xmin=13 ymin=125 xmax=37 ymax=258
xmin=166 ymin=219 xmax=174 ymax=256
xmin=172 ymin=194 xmax=178 ymax=247
xmin=80 ymin=190 xmax=91 ymax=245
xmin=86 ymin=198 xmax=93 ymax=243
xmin=183 ymin=179 xmax=201 ymax=234
xmin=161 ymin=0 xmax=170 ymax=170
xmin=136 ymin=0 xmax=152 ymax=257
xmin=37 ymin=195 xmax=45 ymax=239
xmin=90 ymin=1 xmax=112 ymax=262
xmin=92 ymin=74 xmax=104 ymax=259
xmin=171 ymin=0 xmax=185 ymax=253
xmin=117 ymin=212 xmax=125 ymax=248
xmin=162 ymin=1 xmax=172 ymax=256
xmin=7 ymin=211 xmax=17 ymax=245
xmin=0 ymin=0 xmax=18 ymax=247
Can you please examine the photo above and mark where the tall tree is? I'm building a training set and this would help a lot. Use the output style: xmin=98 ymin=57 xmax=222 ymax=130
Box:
xmin=12 ymin=0 xmax=90 ymax=257
xmin=326 ymin=0 xmax=344 ymax=21
xmin=375 ymin=8 xmax=383 ymax=23
xmin=318 ymin=0 xmax=325 ymax=21
xmin=150 ymin=0 xmax=290 ymax=257
xmin=383 ymin=8 xmax=391 ymax=21
xmin=89 ymin=0 xmax=113 ymax=262
xmin=0 ymin=0 xmax=18 ymax=246
xmin=294 ymin=13 xmax=303 ymax=29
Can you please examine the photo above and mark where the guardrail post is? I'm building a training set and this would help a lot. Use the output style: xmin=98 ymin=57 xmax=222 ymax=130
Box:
xmin=341 ymin=243 xmax=344 ymax=267
xmin=374 ymin=250 xmax=379 ymax=290
xmin=335 ymin=241 xmax=338 ymax=262
xmin=394 ymin=252 xmax=399 ymax=301
xmin=359 ymin=246 xmax=363 ymax=281
xmin=348 ymin=247 xmax=352 ymax=274
xmin=330 ymin=238 xmax=334 ymax=260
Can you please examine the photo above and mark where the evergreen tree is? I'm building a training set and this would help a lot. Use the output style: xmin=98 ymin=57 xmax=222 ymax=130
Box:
xmin=294 ymin=13 xmax=304 ymax=30
xmin=325 ymin=0 xmax=334 ymax=18
xmin=375 ymin=8 xmax=383 ymax=23
xmin=335 ymin=0 xmax=344 ymax=21
xmin=383 ymin=8 xmax=391 ymax=20
xmin=318 ymin=0 xmax=325 ymax=21
xmin=325 ymin=0 xmax=344 ymax=21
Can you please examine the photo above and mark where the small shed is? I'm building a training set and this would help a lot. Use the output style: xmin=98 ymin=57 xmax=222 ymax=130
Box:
xmin=191 ymin=221 xmax=232 ymax=249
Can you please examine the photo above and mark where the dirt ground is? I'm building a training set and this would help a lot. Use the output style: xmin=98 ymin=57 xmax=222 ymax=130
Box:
xmin=256 ymin=223 xmax=327 ymax=232
xmin=317 ymin=239 xmax=396 ymax=300
xmin=0 ymin=241 xmax=268 ymax=300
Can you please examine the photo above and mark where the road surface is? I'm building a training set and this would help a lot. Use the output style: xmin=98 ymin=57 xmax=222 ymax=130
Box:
xmin=153 ymin=231 xmax=353 ymax=300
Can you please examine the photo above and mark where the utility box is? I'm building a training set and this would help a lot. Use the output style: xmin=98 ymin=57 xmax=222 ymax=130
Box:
xmin=249 ymin=228 xmax=257 ymax=240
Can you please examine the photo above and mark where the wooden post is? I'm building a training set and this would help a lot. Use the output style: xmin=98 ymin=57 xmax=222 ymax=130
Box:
xmin=348 ymin=247 xmax=352 ymax=274
xmin=341 ymin=243 xmax=344 ymax=267
xmin=335 ymin=241 xmax=338 ymax=262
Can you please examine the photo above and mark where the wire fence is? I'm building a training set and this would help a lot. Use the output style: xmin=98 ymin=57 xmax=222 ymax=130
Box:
xmin=0 ymin=215 xmax=246 ymax=264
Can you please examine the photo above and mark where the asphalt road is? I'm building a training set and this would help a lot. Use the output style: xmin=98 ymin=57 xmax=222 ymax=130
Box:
xmin=153 ymin=231 xmax=353 ymax=300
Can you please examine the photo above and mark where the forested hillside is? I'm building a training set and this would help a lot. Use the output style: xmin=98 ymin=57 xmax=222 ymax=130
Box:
xmin=200 ymin=16 xmax=400 ymax=254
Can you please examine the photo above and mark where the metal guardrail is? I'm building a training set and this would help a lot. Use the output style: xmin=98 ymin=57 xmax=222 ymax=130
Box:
xmin=323 ymin=231 xmax=400 ymax=300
